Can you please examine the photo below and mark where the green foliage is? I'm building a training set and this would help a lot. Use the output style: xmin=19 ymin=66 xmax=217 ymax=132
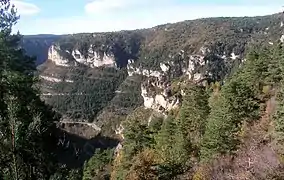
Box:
xmin=200 ymin=45 xmax=280 ymax=161
xmin=177 ymin=85 xmax=210 ymax=152
xmin=9 ymin=8 xmax=284 ymax=179
xmin=49 ymin=167 xmax=82 ymax=180
xmin=0 ymin=1 xmax=60 ymax=179
xmin=56 ymin=31 xmax=144 ymax=68
xmin=122 ymin=107 xmax=154 ymax=160
xmin=0 ymin=0 xmax=19 ymax=31
xmin=111 ymin=107 xmax=154 ymax=180
xmin=98 ymin=75 xmax=144 ymax=136
xmin=272 ymin=44 xmax=284 ymax=154
xmin=134 ymin=14 xmax=283 ymax=70
xmin=42 ymin=67 xmax=128 ymax=122
xmin=154 ymin=115 xmax=189 ymax=178
xmin=201 ymin=92 xmax=239 ymax=160
xmin=83 ymin=148 xmax=114 ymax=180
xmin=274 ymin=87 xmax=284 ymax=143
xmin=113 ymin=41 xmax=284 ymax=178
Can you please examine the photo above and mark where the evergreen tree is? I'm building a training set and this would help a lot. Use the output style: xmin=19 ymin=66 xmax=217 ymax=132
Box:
xmin=0 ymin=0 xmax=60 ymax=179
xmin=201 ymin=46 xmax=269 ymax=161
xmin=200 ymin=92 xmax=238 ymax=160
xmin=273 ymin=43 xmax=284 ymax=154
xmin=112 ymin=107 xmax=154 ymax=180
xmin=83 ymin=148 xmax=114 ymax=180
xmin=154 ymin=115 xmax=188 ymax=179
xmin=177 ymin=85 xmax=210 ymax=153
xmin=122 ymin=107 xmax=154 ymax=160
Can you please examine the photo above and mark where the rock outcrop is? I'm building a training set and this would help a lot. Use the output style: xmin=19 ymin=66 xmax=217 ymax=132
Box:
xmin=48 ymin=45 xmax=72 ymax=67
xmin=48 ymin=44 xmax=116 ymax=68
xmin=34 ymin=13 xmax=284 ymax=139
xmin=141 ymin=77 xmax=180 ymax=114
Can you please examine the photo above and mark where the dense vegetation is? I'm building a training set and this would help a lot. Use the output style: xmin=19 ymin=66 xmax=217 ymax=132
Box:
xmin=40 ymin=64 xmax=128 ymax=122
xmin=0 ymin=1 xmax=76 ymax=179
xmin=101 ymin=41 xmax=284 ymax=180
xmin=37 ymin=12 xmax=284 ymax=139
xmin=3 ymin=0 xmax=284 ymax=178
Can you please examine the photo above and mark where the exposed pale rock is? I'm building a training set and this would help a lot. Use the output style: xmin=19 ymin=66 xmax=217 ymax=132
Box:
xmin=127 ymin=61 xmax=161 ymax=77
xmin=72 ymin=48 xmax=116 ymax=68
xmin=48 ymin=45 xmax=70 ymax=67
xmin=160 ymin=63 xmax=170 ymax=72
xmin=40 ymin=75 xmax=62 ymax=82
xmin=181 ymin=89 xmax=186 ymax=96
xmin=155 ymin=95 xmax=168 ymax=109
xmin=42 ymin=93 xmax=65 ymax=96
xmin=48 ymin=44 xmax=116 ymax=68
xmin=141 ymin=87 xmax=155 ymax=108
xmin=114 ymin=143 xmax=123 ymax=156
xmin=200 ymin=46 xmax=210 ymax=55
xmin=281 ymin=35 xmax=284 ymax=43
xmin=141 ymin=85 xmax=179 ymax=113
xmin=115 ymin=125 xmax=124 ymax=140
xmin=231 ymin=52 xmax=240 ymax=60
xmin=40 ymin=75 xmax=73 ymax=83
xmin=193 ymin=73 xmax=203 ymax=81
xmin=65 ymin=79 xmax=74 ymax=83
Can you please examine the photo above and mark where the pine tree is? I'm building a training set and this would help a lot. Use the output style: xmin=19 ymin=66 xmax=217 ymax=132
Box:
xmin=122 ymin=107 xmax=154 ymax=160
xmin=154 ymin=115 xmax=188 ymax=179
xmin=273 ymin=43 xmax=284 ymax=154
xmin=177 ymin=85 xmax=210 ymax=153
xmin=83 ymin=148 xmax=114 ymax=180
xmin=200 ymin=92 xmax=238 ymax=161
xmin=112 ymin=107 xmax=154 ymax=180
xmin=0 ymin=0 xmax=60 ymax=179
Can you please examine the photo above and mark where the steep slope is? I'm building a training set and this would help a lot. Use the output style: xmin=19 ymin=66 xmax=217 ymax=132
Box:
xmin=20 ymin=12 xmax=284 ymax=177
xmin=33 ymin=13 xmax=284 ymax=157
xmin=95 ymin=75 xmax=145 ymax=136
xmin=38 ymin=60 xmax=127 ymax=122
xmin=109 ymin=41 xmax=284 ymax=180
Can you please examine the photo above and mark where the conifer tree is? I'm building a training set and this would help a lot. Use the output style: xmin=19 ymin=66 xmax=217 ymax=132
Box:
xmin=177 ymin=85 xmax=210 ymax=153
xmin=0 ymin=0 xmax=60 ymax=179
xmin=154 ymin=115 xmax=188 ymax=178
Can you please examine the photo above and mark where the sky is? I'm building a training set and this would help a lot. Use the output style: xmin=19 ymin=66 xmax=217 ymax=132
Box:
xmin=11 ymin=0 xmax=284 ymax=35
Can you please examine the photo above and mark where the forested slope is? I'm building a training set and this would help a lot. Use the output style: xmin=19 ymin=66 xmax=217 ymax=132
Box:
xmin=15 ymin=8 xmax=284 ymax=179
xmin=38 ymin=12 xmax=284 ymax=135
xmin=107 ymin=41 xmax=284 ymax=180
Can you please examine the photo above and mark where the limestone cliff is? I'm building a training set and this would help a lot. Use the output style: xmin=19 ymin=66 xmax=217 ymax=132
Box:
xmin=34 ymin=13 xmax=284 ymax=137
xmin=48 ymin=44 xmax=116 ymax=68
xmin=28 ymin=13 xmax=284 ymax=169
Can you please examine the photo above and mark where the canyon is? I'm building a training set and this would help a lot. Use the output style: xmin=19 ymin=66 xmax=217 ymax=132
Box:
xmin=21 ymin=13 xmax=284 ymax=173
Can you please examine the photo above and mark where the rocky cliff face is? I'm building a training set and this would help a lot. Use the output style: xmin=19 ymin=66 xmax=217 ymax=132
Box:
xmin=25 ymin=13 xmax=284 ymax=168
xmin=48 ymin=44 xmax=117 ymax=68
xmin=33 ymin=13 xmax=284 ymax=139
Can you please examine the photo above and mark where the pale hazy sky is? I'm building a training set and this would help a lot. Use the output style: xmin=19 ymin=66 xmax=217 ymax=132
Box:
xmin=11 ymin=0 xmax=284 ymax=35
